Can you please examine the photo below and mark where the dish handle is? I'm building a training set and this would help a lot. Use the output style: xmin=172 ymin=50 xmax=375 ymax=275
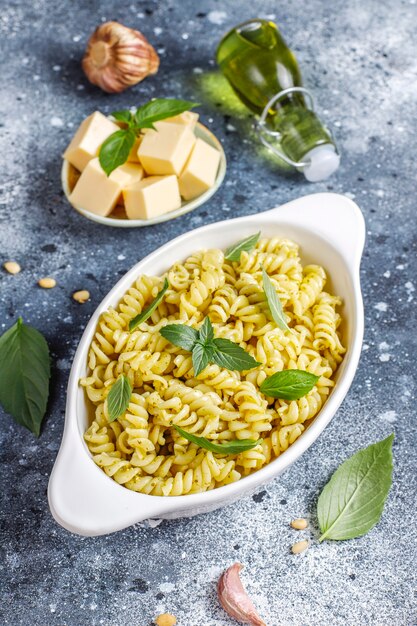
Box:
xmin=48 ymin=424 xmax=168 ymax=536
xmin=261 ymin=192 xmax=366 ymax=267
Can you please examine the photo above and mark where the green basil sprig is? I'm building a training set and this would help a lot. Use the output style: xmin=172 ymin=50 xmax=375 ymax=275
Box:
xmin=99 ymin=129 xmax=136 ymax=177
xmin=225 ymin=232 xmax=261 ymax=262
xmin=198 ymin=314 xmax=214 ymax=343
xmin=134 ymin=98 xmax=199 ymax=129
xmin=210 ymin=338 xmax=257 ymax=371
xmin=129 ymin=278 xmax=169 ymax=331
xmin=318 ymin=434 xmax=394 ymax=541
xmin=262 ymin=268 xmax=290 ymax=331
xmin=107 ymin=374 xmax=132 ymax=422
xmin=111 ymin=110 xmax=134 ymax=124
xmin=160 ymin=324 xmax=199 ymax=351
xmin=174 ymin=425 xmax=261 ymax=454
xmin=260 ymin=369 xmax=319 ymax=400
xmin=0 ymin=318 xmax=50 ymax=437
xmin=192 ymin=340 xmax=215 ymax=378
xmin=160 ymin=316 xmax=260 ymax=377
xmin=99 ymin=98 xmax=199 ymax=175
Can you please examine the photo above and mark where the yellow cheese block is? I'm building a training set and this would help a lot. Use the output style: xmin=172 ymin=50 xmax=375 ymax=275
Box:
xmin=162 ymin=111 xmax=199 ymax=129
xmin=127 ymin=136 xmax=143 ymax=163
xmin=113 ymin=162 xmax=144 ymax=186
xmin=178 ymin=138 xmax=221 ymax=201
xmin=69 ymin=158 xmax=144 ymax=217
xmin=123 ymin=175 xmax=181 ymax=220
xmin=63 ymin=112 xmax=119 ymax=172
xmin=138 ymin=122 xmax=196 ymax=176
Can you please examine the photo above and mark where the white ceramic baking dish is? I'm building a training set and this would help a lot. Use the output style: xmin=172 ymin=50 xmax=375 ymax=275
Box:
xmin=48 ymin=192 xmax=365 ymax=536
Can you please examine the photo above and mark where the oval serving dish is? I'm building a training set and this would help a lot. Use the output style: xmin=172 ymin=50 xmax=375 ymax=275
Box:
xmin=61 ymin=122 xmax=227 ymax=228
xmin=48 ymin=192 xmax=365 ymax=536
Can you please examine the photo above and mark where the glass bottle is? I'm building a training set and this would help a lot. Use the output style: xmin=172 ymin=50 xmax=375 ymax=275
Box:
xmin=216 ymin=19 xmax=340 ymax=182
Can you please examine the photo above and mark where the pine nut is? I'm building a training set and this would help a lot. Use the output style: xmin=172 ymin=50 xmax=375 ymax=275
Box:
xmin=291 ymin=540 xmax=309 ymax=554
xmin=155 ymin=614 xmax=177 ymax=626
xmin=38 ymin=277 xmax=56 ymax=289
xmin=291 ymin=518 xmax=308 ymax=530
xmin=72 ymin=289 xmax=90 ymax=303
xmin=3 ymin=261 xmax=21 ymax=274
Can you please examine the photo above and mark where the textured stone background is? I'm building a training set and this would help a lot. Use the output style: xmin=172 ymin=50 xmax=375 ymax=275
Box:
xmin=1 ymin=1 xmax=416 ymax=625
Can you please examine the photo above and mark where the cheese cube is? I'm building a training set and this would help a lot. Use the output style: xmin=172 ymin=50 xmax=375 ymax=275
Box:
xmin=138 ymin=122 xmax=196 ymax=176
xmin=113 ymin=162 xmax=144 ymax=186
xmin=178 ymin=138 xmax=221 ymax=201
xmin=69 ymin=158 xmax=144 ymax=217
xmin=162 ymin=111 xmax=199 ymax=129
xmin=127 ymin=136 xmax=143 ymax=163
xmin=123 ymin=175 xmax=181 ymax=220
xmin=63 ymin=112 xmax=119 ymax=172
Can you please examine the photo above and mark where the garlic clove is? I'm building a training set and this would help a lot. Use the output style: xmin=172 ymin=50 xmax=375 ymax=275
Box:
xmin=82 ymin=21 xmax=159 ymax=93
xmin=217 ymin=563 xmax=266 ymax=626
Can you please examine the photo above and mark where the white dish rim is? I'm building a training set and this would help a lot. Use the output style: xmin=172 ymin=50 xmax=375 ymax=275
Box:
xmin=48 ymin=192 xmax=365 ymax=536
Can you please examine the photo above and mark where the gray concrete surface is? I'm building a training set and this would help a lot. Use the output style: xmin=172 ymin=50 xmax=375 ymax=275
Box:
xmin=1 ymin=1 xmax=416 ymax=625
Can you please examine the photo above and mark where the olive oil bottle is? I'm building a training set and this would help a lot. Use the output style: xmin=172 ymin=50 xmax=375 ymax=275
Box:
xmin=216 ymin=19 xmax=340 ymax=181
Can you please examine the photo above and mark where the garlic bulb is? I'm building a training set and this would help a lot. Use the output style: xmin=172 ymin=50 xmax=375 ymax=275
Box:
xmin=82 ymin=21 xmax=159 ymax=93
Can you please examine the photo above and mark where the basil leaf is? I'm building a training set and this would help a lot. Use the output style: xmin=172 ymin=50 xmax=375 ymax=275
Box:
xmin=260 ymin=369 xmax=319 ymax=400
xmin=107 ymin=374 xmax=132 ymax=422
xmin=318 ymin=434 xmax=394 ymax=541
xmin=0 ymin=317 xmax=50 ymax=436
xmin=199 ymin=316 xmax=214 ymax=343
xmin=225 ymin=232 xmax=261 ymax=262
xmin=262 ymin=268 xmax=290 ymax=331
xmin=160 ymin=324 xmax=199 ymax=351
xmin=129 ymin=279 xmax=169 ymax=331
xmin=111 ymin=110 xmax=133 ymax=126
xmin=135 ymin=98 xmax=199 ymax=130
xmin=212 ymin=338 xmax=260 ymax=371
xmin=99 ymin=129 xmax=136 ymax=176
xmin=160 ymin=318 xmax=259 ymax=373
xmin=192 ymin=341 xmax=215 ymax=377
xmin=174 ymin=426 xmax=261 ymax=454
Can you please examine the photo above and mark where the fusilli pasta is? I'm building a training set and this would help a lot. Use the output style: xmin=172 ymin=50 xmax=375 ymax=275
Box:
xmin=82 ymin=237 xmax=345 ymax=495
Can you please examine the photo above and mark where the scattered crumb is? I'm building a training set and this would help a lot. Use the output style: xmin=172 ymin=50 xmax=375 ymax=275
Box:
xmin=154 ymin=614 xmax=177 ymax=626
xmin=3 ymin=261 xmax=21 ymax=274
xmin=38 ymin=277 xmax=56 ymax=289
xmin=50 ymin=116 xmax=64 ymax=128
xmin=374 ymin=302 xmax=388 ymax=312
xmin=72 ymin=289 xmax=90 ymax=303
xmin=291 ymin=518 xmax=308 ymax=530
xmin=379 ymin=410 xmax=397 ymax=423
xmin=147 ymin=518 xmax=163 ymax=528
xmin=207 ymin=10 xmax=227 ymax=25
xmin=291 ymin=540 xmax=309 ymax=554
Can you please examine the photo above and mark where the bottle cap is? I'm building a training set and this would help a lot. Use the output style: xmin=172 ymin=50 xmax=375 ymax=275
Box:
xmin=302 ymin=144 xmax=340 ymax=182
